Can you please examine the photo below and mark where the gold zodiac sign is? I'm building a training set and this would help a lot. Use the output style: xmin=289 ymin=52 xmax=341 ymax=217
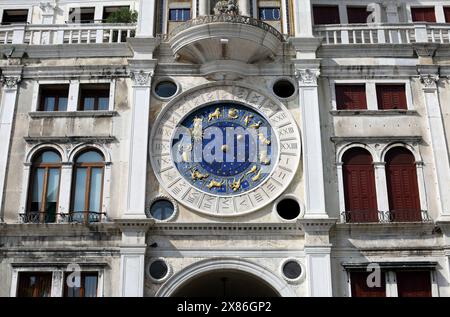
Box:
xmin=181 ymin=144 xmax=192 ymax=163
xmin=249 ymin=121 xmax=262 ymax=129
xmin=252 ymin=170 xmax=262 ymax=182
xmin=258 ymin=133 xmax=271 ymax=145
xmin=191 ymin=169 xmax=209 ymax=181
xmin=208 ymin=108 xmax=221 ymax=122
xmin=244 ymin=114 xmax=253 ymax=126
xmin=259 ymin=151 xmax=271 ymax=165
xmin=230 ymin=176 xmax=245 ymax=192
xmin=245 ymin=165 xmax=258 ymax=176
xmin=207 ymin=179 xmax=224 ymax=189
xmin=228 ymin=108 xmax=239 ymax=119
xmin=192 ymin=117 xmax=203 ymax=141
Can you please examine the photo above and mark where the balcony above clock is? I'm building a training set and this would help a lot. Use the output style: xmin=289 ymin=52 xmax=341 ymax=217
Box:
xmin=168 ymin=13 xmax=285 ymax=64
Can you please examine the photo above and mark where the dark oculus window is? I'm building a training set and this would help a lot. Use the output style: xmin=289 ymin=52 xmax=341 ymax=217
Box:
xmin=154 ymin=81 xmax=178 ymax=98
xmin=64 ymin=272 xmax=99 ymax=297
xmin=276 ymin=199 xmax=300 ymax=220
xmin=347 ymin=6 xmax=371 ymax=24
xmin=376 ymin=84 xmax=407 ymax=110
xmin=150 ymin=199 xmax=175 ymax=220
xmin=411 ymin=7 xmax=436 ymax=23
xmin=282 ymin=261 xmax=302 ymax=280
xmin=169 ymin=9 xmax=191 ymax=21
xmin=79 ymin=84 xmax=110 ymax=111
xmin=17 ymin=272 xmax=52 ymax=297
xmin=273 ymin=79 xmax=295 ymax=99
xmin=2 ymin=9 xmax=28 ymax=24
xmin=313 ymin=5 xmax=340 ymax=25
xmin=69 ymin=7 xmax=95 ymax=23
xmin=335 ymin=84 xmax=367 ymax=110
xmin=259 ymin=8 xmax=281 ymax=21
xmin=39 ymin=85 xmax=69 ymax=111
xmin=149 ymin=260 xmax=169 ymax=280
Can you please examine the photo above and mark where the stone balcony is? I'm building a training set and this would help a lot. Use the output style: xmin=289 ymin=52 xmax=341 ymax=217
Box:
xmin=314 ymin=23 xmax=450 ymax=45
xmin=168 ymin=14 xmax=285 ymax=65
xmin=0 ymin=23 xmax=136 ymax=45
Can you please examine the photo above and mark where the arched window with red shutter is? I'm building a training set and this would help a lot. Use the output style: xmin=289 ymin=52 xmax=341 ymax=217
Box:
xmin=385 ymin=147 xmax=421 ymax=222
xmin=342 ymin=148 xmax=378 ymax=223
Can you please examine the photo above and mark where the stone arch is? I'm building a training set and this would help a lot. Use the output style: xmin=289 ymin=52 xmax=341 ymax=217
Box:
xmin=25 ymin=143 xmax=67 ymax=164
xmin=156 ymin=258 xmax=296 ymax=297
xmin=68 ymin=143 xmax=111 ymax=163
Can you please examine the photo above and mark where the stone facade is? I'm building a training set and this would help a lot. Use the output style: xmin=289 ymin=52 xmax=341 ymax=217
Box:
xmin=0 ymin=0 xmax=450 ymax=297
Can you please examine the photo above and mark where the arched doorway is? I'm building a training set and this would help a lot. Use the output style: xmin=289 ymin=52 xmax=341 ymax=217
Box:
xmin=172 ymin=270 xmax=280 ymax=297
xmin=156 ymin=258 xmax=295 ymax=297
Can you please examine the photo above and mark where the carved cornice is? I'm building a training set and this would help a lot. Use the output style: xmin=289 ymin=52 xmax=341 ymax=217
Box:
xmin=1 ymin=75 xmax=22 ymax=89
xmin=295 ymin=68 xmax=320 ymax=86
xmin=130 ymin=70 xmax=154 ymax=87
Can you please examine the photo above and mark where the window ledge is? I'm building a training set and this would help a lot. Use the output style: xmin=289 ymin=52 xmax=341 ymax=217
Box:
xmin=28 ymin=111 xmax=118 ymax=118
xmin=330 ymin=110 xmax=418 ymax=116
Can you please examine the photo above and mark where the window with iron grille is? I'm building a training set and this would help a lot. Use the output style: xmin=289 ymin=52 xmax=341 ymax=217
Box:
xmin=169 ymin=8 xmax=191 ymax=21
xmin=259 ymin=7 xmax=281 ymax=21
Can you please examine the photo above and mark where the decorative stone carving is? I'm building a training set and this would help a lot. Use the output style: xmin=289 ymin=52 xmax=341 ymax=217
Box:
xmin=39 ymin=1 xmax=57 ymax=14
xmin=1 ymin=76 xmax=22 ymax=89
xmin=419 ymin=74 xmax=439 ymax=88
xmin=295 ymin=69 xmax=320 ymax=86
xmin=213 ymin=0 xmax=239 ymax=16
xmin=130 ymin=70 xmax=153 ymax=86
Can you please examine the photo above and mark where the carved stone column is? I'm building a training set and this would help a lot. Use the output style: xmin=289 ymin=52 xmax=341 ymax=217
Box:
xmin=126 ymin=64 xmax=155 ymax=218
xmin=418 ymin=67 xmax=450 ymax=220
xmin=295 ymin=66 xmax=327 ymax=218
xmin=0 ymin=71 xmax=22 ymax=221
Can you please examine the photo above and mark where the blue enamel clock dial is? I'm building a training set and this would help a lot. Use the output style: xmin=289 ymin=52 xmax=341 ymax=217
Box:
xmin=171 ymin=103 xmax=277 ymax=196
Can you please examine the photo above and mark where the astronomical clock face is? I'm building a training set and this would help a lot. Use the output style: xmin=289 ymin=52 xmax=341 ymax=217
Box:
xmin=150 ymin=86 xmax=301 ymax=217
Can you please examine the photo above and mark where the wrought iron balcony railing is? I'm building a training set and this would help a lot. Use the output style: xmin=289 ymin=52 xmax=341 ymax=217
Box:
xmin=314 ymin=23 xmax=450 ymax=45
xmin=169 ymin=14 xmax=285 ymax=42
xmin=19 ymin=211 xmax=106 ymax=224
xmin=0 ymin=23 xmax=136 ymax=45
xmin=341 ymin=209 xmax=431 ymax=224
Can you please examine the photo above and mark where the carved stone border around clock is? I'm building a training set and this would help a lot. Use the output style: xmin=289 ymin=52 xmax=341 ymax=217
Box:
xmin=149 ymin=82 xmax=302 ymax=217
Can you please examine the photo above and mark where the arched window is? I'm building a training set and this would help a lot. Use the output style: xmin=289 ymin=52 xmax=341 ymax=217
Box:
xmin=71 ymin=150 xmax=105 ymax=223
xmin=342 ymin=148 xmax=378 ymax=223
xmin=27 ymin=150 xmax=62 ymax=223
xmin=385 ymin=147 xmax=421 ymax=222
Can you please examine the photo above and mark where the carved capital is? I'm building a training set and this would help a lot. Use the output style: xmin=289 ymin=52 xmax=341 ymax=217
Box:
xmin=130 ymin=70 xmax=153 ymax=87
xmin=419 ymin=74 xmax=439 ymax=89
xmin=1 ymin=75 xmax=22 ymax=89
xmin=39 ymin=1 xmax=57 ymax=14
xmin=295 ymin=68 xmax=320 ymax=86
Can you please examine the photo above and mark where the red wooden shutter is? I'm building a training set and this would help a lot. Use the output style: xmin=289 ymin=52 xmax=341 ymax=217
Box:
xmin=396 ymin=271 xmax=432 ymax=297
xmin=347 ymin=7 xmax=370 ymax=24
xmin=313 ymin=5 xmax=340 ymax=25
xmin=444 ymin=7 xmax=450 ymax=23
xmin=336 ymin=85 xmax=367 ymax=110
xmin=343 ymin=148 xmax=378 ymax=222
xmin=376 ymin=84 xmax=407 ymax=110
xmin=351 ymin=272 xmax=386 ymax=297
xmin=411 ymin=7 xmax=436 ymax=23
xmin=385 ymin=148 xmax=421 ymax=222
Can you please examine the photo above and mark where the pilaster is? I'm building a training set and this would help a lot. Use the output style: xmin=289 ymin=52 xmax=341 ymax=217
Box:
xmin=0 ymin=68 xmax=22 ymax=221
xmin=417 ymin=66 xmax=450 ymax=221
